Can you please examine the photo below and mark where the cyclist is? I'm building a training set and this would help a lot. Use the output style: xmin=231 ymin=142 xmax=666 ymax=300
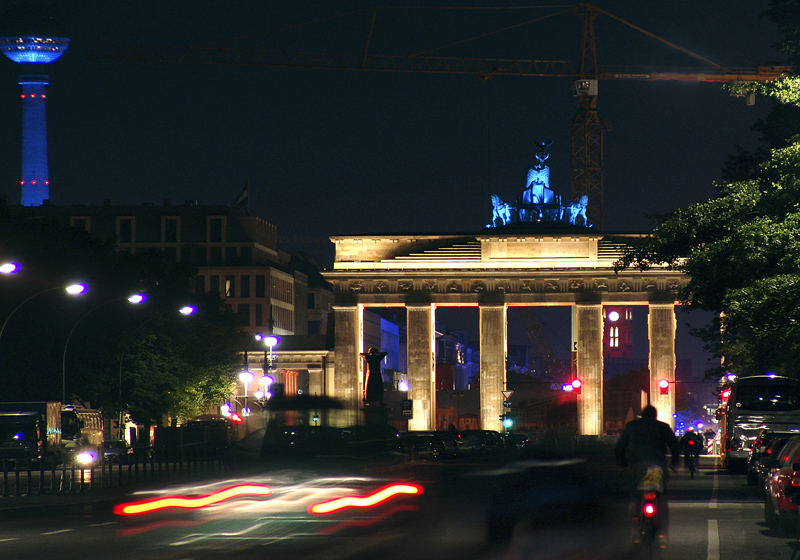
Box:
xmin=615 ymin=404 xmax=680 ymax=549
xmin=680 ymin=428 xmax=704 ymax=478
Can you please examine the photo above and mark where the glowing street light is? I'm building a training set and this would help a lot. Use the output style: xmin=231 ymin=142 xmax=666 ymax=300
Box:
xmin=65 ymin=283 xmax=89 ymax=295
xmin=0 ymin=262 xmax=21 ymax=275
xmin=178 ymin=305 xmax=197 ymax=316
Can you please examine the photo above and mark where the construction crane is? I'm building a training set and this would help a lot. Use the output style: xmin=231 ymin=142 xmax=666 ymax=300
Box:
xmin=94 ymin=3 xmax=788 ymax=227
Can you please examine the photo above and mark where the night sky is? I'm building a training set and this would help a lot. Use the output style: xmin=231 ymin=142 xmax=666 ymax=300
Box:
xmin=0 ymin=1 xmax=781 ymax=268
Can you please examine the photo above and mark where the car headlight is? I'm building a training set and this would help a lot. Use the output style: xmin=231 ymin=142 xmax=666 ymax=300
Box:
xmin=76 ymin=450 xmax=98 ymax=465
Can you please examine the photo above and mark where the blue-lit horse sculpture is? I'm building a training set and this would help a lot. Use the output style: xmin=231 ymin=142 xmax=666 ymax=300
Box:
xmin=488 ymin=194 xmax=514 ymax=227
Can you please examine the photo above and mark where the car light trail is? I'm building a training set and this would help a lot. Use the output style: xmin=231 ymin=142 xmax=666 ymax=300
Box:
xmin=114 ymin=484 xmax=273 ymax=515
xmin=308 ymin=483 xmax=422 ymax=514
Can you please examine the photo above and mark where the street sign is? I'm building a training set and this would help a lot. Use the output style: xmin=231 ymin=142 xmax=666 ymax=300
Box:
xmin=502 ymin=390 xmax=514 ymax=400
xmin=503 ymin=400 xmax=512 ymax=408
xmin=401 ymin=399 xmax=413 ymax=418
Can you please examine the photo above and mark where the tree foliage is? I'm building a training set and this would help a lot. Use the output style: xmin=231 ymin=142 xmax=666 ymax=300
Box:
xmin=619 ymin=77 xmax=800 ymax=377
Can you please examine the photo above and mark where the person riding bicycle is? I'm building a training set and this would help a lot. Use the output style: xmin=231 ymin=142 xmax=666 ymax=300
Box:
xmin=615 ymin=404 xmax=680 ymax=548
xmin=680 ymin=427 xmax=704 ymax=474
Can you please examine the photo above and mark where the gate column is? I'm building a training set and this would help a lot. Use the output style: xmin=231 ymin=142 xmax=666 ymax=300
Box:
xmin=576 ymin=303 xmax=603 ymax=435
xmin=648 ymin=303 xmax=676 ymax=427
xmin=479 ymin=303 xmax=507 ymax=433
xmin=407 ymin=303 xmax=435 ymax=431
xmin=333 ymin=304 xmax=362 ymax=426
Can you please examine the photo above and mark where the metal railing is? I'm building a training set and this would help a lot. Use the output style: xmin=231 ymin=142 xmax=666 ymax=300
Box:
xmin=0 ymin=450 xmax=228 ymax=497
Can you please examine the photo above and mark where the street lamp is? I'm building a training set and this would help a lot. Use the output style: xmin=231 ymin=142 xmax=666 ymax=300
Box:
xmin=0 ymin=282 xmax=90 ymax=373
xmin=0 ymin=262 xmax=21 ymax=275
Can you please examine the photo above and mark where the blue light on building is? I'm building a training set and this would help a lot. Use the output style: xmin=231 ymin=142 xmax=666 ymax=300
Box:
xmin=0 ymin=35 xmax=70 ymax=206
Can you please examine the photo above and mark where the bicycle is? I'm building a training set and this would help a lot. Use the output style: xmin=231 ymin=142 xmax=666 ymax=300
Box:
xmin=684 ymin=452 xmax=698 ymax=479
xmin=632 ymin=465 xmax=666 ymax=557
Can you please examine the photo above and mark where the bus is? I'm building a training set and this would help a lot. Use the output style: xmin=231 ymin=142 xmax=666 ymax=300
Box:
xmin=719 ymin=375 xmax=800 ymax=472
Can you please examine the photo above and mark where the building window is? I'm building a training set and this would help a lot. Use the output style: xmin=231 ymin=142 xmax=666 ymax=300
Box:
xmin=255 ymin=275 xmax=265 ymax=298
xmin=237 ymin=304 xmax=250 ymax=327
xmin=210 ymin=247 xmax=223 ymax=265
xmin=308 ymin=320 xmax=321 ymax=335
xmin=225 ymin=247 xmax=237 ymax=264
xmin=117 ymin=217 xmax=134 ymax=243
xmin=194 ymin=276 xmax=205 ymax=293
xmin=255 ymin=304 xmax=262 ymax=326
xmin=609 ymin=326 xmax=619 ymax=348
xmin=70 ymin=217 xmax=90 ymax=232
xmin=209 ymin=217 xmax=223 ymax=242
xmin=210 ymin=276 xmax=220 ymax=295
xmin=225 ymin=276 xmax=235 ymax=297
xmin=308 ymin=293 xmax=316 ymax=309
xmin=163 ymin=217 xmax=178 ymax=243
xmin=240 ymin=275 xmax=250 ymax=298
xmin=241 ymin=247 xmax=252 ymax=264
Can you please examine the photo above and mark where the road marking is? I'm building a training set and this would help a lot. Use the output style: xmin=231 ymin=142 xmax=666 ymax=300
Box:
xmin=41 ymin=529 xmax=74 ymax=536
xmin=707 ymin=519 xmax=719 ymax=560
xmin=709 ymin=473 xmax=719 ymax=509
xmin=0 ymin=537 xmax=20 ymax=542
xmin=87 ymin=522 xmax=117 ymax=527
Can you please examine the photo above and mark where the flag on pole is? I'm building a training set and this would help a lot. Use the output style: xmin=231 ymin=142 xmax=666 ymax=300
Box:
xmin=233 ymin=184 xmax=249 ymax=214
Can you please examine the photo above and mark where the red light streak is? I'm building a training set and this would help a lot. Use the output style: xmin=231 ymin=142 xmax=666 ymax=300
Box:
xmin=113 ymin=484 xmax=272 ymax=516
xmin=309 ymin=483 xmax=423 ymax=514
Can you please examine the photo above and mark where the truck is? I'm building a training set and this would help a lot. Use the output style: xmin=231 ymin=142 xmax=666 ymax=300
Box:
xmin=0 ymin=401 xmax=62 ymax=466
xmin=61 ymin=405 xmax=104 ymax=466
xmin=0 ymin=402 xmax=105 ymax=467
xmin=717 ymin=375 xmax=800 ymax=472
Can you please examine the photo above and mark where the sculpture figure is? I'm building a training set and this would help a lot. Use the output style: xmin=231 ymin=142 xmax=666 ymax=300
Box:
xmin=360 ymin=347 xmax=388 ymax=405
xmin=565 ymin=194 xmax=589 ymax=226
xmin=488 ymin=194 xmax=514 ymax=227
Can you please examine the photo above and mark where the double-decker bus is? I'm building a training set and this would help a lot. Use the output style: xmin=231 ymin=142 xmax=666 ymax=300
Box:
xmin=719 ymin=375 xmax=800 ymax=472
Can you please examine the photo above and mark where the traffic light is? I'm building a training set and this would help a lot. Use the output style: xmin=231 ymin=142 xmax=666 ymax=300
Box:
xmin=561 ymin=379 xmax=582 ymax=394
xmin=658 ymin=379 xmax=670 ymax=395
xmin=500 ymin=413 xmax=513 ymax=429
xmin=720 ymin=387 xmax=731 ymax=402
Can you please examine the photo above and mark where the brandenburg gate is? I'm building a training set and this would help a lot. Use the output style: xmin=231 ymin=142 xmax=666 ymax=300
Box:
xmin=323 ymin=232 xmax=688 ymax=434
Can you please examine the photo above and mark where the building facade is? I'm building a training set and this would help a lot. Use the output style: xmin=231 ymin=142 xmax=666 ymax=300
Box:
xmin=9 ymin=201 xmax=332 ymax=338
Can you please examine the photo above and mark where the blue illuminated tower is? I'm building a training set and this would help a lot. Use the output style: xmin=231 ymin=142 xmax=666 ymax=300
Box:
xmin=0 ymin=3 xmax=69 ymax=206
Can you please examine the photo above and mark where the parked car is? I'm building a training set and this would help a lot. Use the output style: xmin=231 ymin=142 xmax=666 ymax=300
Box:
xmin=748 ymin=428 xmax=800 ymax=485
xmin=394 ymin=433 xmax=446 ymax=461
xmin=456 ymin=430 xmax=504 ymax=455
xmin=754 ymin=437 xmax=792 ymax=494
xmin=103 ymin=440 xmax=134 ymax=464
xmin=501 ymin=432 xmax=529 ymax=449
xmin=764 ymin=435 xmax=800 ymax=534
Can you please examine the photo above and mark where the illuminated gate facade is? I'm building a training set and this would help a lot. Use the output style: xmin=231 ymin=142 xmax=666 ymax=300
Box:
xmin=323 ymin=233 xmax=687 ymax=434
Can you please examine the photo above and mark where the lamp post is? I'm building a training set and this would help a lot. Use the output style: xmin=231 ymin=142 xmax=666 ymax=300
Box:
xmin=238 ymin=370 xmax=255 ymax=431
xmin=61 ymin=292 xmax=146 ymax=405
xmin=0 ymin=281 xmax=89 ymax=378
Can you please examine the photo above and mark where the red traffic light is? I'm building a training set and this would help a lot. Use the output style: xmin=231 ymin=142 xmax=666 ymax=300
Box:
xmin=561 ymin=379 xmax=582 ymax=394
xmin=658 ymin=379 xmax=670 ymax=395
xmin=721 ymin=388 xmax=731 ymax=402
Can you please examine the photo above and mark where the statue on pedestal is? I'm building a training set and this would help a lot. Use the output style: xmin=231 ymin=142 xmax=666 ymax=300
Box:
xmin=361 ymin=347 xmax=388 ymax=405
